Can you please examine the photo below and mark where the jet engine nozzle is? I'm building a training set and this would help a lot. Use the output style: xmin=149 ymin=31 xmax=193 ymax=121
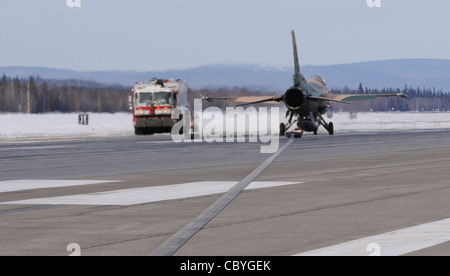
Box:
xmin=284 ymin=87 xmax=305 ymax=110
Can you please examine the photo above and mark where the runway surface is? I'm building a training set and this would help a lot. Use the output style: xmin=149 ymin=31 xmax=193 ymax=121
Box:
xmin=0 ymin=129 xmax=450 ymax=256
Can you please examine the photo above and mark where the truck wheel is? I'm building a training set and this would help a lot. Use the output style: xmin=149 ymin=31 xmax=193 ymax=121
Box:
xmin=135 ymin=127 xmax=144 ymax=135
xmin=144 ymin=128 xmax=154 ymax=135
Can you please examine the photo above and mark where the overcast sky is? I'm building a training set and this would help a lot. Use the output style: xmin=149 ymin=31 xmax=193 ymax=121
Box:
xmin=1 ymin=0 xmax=449 ymax=71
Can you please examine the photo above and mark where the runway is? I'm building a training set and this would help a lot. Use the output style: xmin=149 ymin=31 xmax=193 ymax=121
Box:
xmin=0 ymin=130 xmax=450 ymax=255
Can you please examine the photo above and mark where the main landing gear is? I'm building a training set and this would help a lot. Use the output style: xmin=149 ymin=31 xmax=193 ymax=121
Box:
xmin=279 ymin=122 xmax=286 ymax=136
xmin=318 ymin=114 xmax=334 ymax=135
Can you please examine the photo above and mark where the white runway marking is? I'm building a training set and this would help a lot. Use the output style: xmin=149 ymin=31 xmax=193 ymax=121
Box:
xmin=150 ymin=136 xmax=296 ymax=256
xmin=0 ymin=179 xmax=122 ymax=193
xmin=2 ymin=181 xmax=302 ymax=206
xmin=295 ymin=218 xmax=450 ymax=256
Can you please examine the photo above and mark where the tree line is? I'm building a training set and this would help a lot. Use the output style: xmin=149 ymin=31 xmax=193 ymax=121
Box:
xmin=0 ymin=74 xmax=130 ymax=113
xmin=1 ymin=74 xmax=449 ymax=113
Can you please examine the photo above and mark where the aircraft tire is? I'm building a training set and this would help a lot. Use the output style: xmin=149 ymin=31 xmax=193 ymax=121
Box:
xmin=279 ymin=123 xmax=286 ymax=136
xmin=328 ymin=122 xmax=334 ymax=135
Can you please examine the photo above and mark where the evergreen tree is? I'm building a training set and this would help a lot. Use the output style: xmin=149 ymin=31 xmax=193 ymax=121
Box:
xmin=358 ymin=82 xmax=364 ymax=94
xmin=1 ymin=74 xmax=7 ymax=87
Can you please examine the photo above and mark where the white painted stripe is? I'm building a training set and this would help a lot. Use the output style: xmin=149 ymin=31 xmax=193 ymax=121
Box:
xmin=2 ymin=181 xmax=302 ymax=206
xmin=0 ymin=180 xmax=122 ymax=193
xmin=150 ymin=136 xmax=296 ymax=256
xmin=295 ymin=218 xmax=450 ymax=256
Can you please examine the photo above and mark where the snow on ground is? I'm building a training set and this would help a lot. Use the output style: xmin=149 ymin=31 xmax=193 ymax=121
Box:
xmin=0 ymin=112 xmax=449 ymax=141
xmin=0 ymin=113 xmax=134 ymax=140
xmin=328 ymin=112 xmax=450 ymax=133
xmin=198 ymin=110 xmax=450 ymax=135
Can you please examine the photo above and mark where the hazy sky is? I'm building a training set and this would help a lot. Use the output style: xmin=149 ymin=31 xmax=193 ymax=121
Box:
xmin=1 ymin=0 xmax=449 ymax=71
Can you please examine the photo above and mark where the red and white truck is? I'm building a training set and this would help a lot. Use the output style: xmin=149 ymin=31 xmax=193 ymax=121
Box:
xmin=131 ymin=78 xmax=188 ymax=135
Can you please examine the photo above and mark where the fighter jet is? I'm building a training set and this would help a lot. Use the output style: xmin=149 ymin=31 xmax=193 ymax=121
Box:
xmin=203 ymin=30 xmax=408 ymax=136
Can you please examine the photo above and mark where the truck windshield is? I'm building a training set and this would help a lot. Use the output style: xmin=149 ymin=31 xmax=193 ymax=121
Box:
xmin=153 ymin=92 xmax=173 ymax=106
xmin=135 ymin=93 xmax=153 ymax=107
xmin=135 ymin=92 xmax=173 ymax=107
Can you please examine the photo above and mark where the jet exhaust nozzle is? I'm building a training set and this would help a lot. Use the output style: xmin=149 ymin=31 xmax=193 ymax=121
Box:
xmin=284 ymin=87 xmax=304 ymax=110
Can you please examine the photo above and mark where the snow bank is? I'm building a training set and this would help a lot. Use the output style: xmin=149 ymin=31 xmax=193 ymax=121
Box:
xmin=0 ymin=112 xmax=449 ymax=141
xmin=330 ymin=112 xmax=450 ymax=133
xmin=198 ymin=109 xmax=450 ymax=135
xmin=0 ymin=113 xmax=134 ymax=140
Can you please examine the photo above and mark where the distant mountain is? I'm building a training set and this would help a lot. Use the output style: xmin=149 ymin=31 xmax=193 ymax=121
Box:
xmin=303 ymin=59 xmax=450 ymax=91
xmin=0 ymin=65 xmax=292 ymax=92
xmin=2 ymin=59 xmax=450 ymax=92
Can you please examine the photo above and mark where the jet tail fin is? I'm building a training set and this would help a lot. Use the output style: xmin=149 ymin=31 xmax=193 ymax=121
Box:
xmin=291 ymin=30 xmax=304 ymax=87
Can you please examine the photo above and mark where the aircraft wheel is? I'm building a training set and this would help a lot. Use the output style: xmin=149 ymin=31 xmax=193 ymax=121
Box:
xmin=328 ymin=122 xmax=334 ymax=135
xmin=279 ymin=123 xmax=286 ymax=136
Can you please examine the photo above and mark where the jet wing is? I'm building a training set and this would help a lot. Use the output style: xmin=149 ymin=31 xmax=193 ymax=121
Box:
xmin=203 ymin=92 xmax=407 ymax=106
xmin=325 ymin=93 xmax=408 ymax=102
xmin=203 ymin=95 xmax=283 ymax=105
xmin=307 ymin=96 xmax=353 ymax=104
xmin=200 ymin=95 xmax=233 ymax=102
xmin=229 ymin=96 xmax=283 ymax=105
